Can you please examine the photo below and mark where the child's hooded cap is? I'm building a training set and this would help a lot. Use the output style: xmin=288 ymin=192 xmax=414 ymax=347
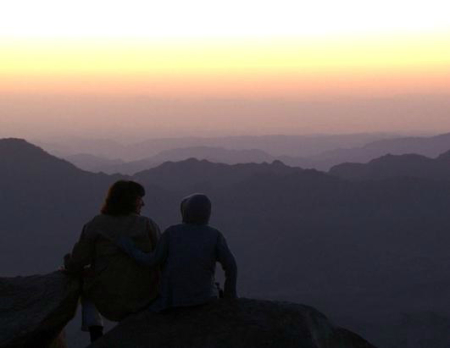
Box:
xmin=180 ymin=193 xmax=211 ymax=225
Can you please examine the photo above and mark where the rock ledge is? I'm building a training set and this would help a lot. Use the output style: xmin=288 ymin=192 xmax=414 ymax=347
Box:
xmin=0 ymin=271 xmax=80 ymax=348
xmin=89 ymin=298 xmax=376 ymax=348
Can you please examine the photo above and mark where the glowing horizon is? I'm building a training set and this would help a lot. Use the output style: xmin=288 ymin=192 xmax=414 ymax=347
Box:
xmin=1 ymin=0 xmax=450 ymax=138
xmin=1 ymin=34 xmax=450 ymax=97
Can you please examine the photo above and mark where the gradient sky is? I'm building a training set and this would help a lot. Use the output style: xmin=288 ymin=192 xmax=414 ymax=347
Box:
xmin=1 ymin=0 xmax=450 ymax=140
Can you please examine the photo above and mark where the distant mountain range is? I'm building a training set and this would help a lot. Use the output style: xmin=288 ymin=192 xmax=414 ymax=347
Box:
xmin=65 ymin=153 xmax=126 ymax=173
xmin=330 ymin=151 xmax=450 ymax=181
xmin=44 ymin=132 xmax=450 ymax=175
xmin=2 ymin=137 xmax=450 ymax=348
xmin=123 ymin=133 xmax=393 ymax=159
xmin=103 ymin=147 xmax=279 ymax=175
xmin=67 ymin=146 xmax=315 ymax=175
xmin=313 ymin=132 xmax=450 ymax=163
xmin=36 ymin=132 xmax=394 ymax=163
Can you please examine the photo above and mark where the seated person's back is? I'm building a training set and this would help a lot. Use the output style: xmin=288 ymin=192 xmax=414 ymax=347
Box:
xmin=65 ymin=181 xmax=160 ymax=321
xmin=119 ymin=193 xmax=237 ymax=312
xmin=161 ymin=222 xmax=234 ymax=308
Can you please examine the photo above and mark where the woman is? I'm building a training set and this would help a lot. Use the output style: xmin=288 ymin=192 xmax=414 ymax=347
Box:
xmin=64 ymin=180 xmax=160 ymax=341
xmin=118 ymin=193 xmax=238 ymax=313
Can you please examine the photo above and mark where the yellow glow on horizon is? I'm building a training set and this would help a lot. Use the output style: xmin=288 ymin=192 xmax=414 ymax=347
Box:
xmin=1 ymin=35 xmax=449 ymax=97
xmin=1 ymin=35 xmax=450 ymax=74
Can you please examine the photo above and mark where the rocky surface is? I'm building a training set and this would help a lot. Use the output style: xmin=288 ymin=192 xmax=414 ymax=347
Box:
xmin=0 ymin=271 xmax=80 ymax=348
xmin=89 ymin=298 xmax=376 ymax=348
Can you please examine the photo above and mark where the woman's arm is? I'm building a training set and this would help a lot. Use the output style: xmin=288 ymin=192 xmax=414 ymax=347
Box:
xmin=64 ymin=225 xmax=95 ymax=273
xmin=216 ymin=233 xmax=238 ymax=299
xmin=117 ymin=231 xmax=169 ymax=267
xmin=146 ymin=218 xmax=161 ymax=250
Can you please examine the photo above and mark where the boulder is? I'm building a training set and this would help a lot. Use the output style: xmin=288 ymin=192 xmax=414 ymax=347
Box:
xmin=0 ymin=271 xmax=80 ymax=348
xmin=88 ymin=298 xmax=376 ymax=348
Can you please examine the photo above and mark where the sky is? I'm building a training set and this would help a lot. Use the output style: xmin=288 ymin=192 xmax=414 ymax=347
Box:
xmin=1 ymin=0 xmax=450 ymax=140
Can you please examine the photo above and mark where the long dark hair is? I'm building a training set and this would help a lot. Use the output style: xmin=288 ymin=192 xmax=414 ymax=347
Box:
xmin=101 ymin=180 xmax=145 ymax=216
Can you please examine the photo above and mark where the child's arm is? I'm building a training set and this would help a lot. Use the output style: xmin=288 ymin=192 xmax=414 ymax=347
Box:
xmin=216 ymin=233 xmax=238 ymax=299
xmin=116 ymin=232 xmax=169 ymax=267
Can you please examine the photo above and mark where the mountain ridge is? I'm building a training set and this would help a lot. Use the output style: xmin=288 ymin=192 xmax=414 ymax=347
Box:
xmin=329 ymin=151 xmax=450 ymax=181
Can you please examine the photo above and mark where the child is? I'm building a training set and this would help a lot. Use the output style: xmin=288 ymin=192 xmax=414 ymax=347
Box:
xmin=117 ymin=193 xmax=237 ymax=312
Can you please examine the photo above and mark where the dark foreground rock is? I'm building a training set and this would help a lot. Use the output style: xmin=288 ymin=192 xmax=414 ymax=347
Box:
xmin=0 ymin=271 xmax=80 ymax=348
xmin=89 ymin=298 xmax=376 ymax=348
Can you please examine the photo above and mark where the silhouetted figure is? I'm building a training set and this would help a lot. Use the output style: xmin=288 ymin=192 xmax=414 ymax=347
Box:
xmin=63 ymin=180 xmax=160 ymax=342
xmin=118 ymin=193 xmax=238 ymax=312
